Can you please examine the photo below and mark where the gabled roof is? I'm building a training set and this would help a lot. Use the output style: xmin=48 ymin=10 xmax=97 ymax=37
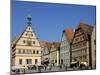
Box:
xmin=63 ymin=29 xmax=74 ymax=43
xmin=40 ymin=41 xmax=52 ymax=50
xmin=11 ymin=25 xmax=32 ymax=48
xmin=77 ymin=22 xmax=93 ymax=35
xmin=40 ymin=41 xmax=48 ymax=48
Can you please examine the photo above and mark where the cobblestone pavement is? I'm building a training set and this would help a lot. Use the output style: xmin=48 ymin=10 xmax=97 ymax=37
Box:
xmin=14 ymin=66 xmax=82 ymax=74
xmin=18 ymin=66 xmax=74 ymax=74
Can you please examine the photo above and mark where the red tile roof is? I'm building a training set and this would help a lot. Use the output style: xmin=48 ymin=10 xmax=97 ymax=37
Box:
xmin=39 ymin=41 xmax=48 ymax=48
xmin=63 ymin=29 xmax=74 ymax=43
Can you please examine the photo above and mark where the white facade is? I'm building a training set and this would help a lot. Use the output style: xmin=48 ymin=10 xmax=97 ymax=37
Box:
xmin=12 ymin=17 xmax=42 ymax=68
xmin=42 ymin=47 xmax=50 ymax=63
xmin=60 ymin=32 xmax=71 ymax=67
xmin=49 ymin=43 xmax=60 ymax=66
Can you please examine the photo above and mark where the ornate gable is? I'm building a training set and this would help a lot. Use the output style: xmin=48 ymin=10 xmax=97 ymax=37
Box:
xmin=12 ymin=16 xmax=40 ymax=47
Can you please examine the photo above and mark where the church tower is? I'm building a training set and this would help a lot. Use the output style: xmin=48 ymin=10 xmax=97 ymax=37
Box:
xmin=12 ymin=16 xmax=42 ymax=68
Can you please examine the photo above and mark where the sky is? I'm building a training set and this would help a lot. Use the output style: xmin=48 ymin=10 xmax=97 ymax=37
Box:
xmin=11 ymin=0 xmax=96 ymax=42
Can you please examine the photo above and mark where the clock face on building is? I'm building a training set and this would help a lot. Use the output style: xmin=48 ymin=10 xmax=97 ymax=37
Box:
xmin=27 ymin=40 xmax=32 ymax=46
xmin=27 ymin=38 xmax=32 ymax=46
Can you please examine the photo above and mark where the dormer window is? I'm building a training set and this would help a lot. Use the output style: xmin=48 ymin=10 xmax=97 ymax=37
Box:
xmin=23 ymin=40 xmax=25 ymax=43
xmin=26 ymin=34 xmax=27 ymax=36
xmin=37 ymin=50 xmax=39 ymax=54
xmin=33 ymin=50 xmax=35 ymax=54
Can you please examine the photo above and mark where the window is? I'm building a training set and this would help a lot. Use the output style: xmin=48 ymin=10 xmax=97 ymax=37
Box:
xmin=31 ymin=34 xmax=33 ymax=36
xmin=23 ymin=40 xmax=25 ymax=43
xmin=61 ymin=59 xmax=63 ymax=64
xmin=75 ymin=38 xmax=79 ymax=42
xmin=19 ymin=59 xmax=22 ymax=65
xmin=26 ymin=59 xmax=32 ymax=64
xmin=37 ymin=50 xmax=39 ymax=54
xmin=33 ymin=41 xmax=35 ymax=44
xmin=41 ymin=51 xmax=42 ymax=54
xmin=33 ymin=50 xmax=35 ymax=54
xmin=35 ymin=59 xmax=38 ymax=64
xmin=26 ymin=34 xmax=27 ymax=36
xmin=55 ymin=60 xmax=57 ymax=63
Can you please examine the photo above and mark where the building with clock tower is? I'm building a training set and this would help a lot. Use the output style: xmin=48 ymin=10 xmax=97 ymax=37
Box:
xmin=11 ymin=16 xmax=42 ymax=68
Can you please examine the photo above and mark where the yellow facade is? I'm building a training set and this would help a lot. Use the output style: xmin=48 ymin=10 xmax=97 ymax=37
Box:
xmin=49 ymin=43 xmax=60 ymax=66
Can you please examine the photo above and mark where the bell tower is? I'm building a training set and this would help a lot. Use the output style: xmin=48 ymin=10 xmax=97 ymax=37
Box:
xmin=27 ymin=15 xmax=32 ymax=26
